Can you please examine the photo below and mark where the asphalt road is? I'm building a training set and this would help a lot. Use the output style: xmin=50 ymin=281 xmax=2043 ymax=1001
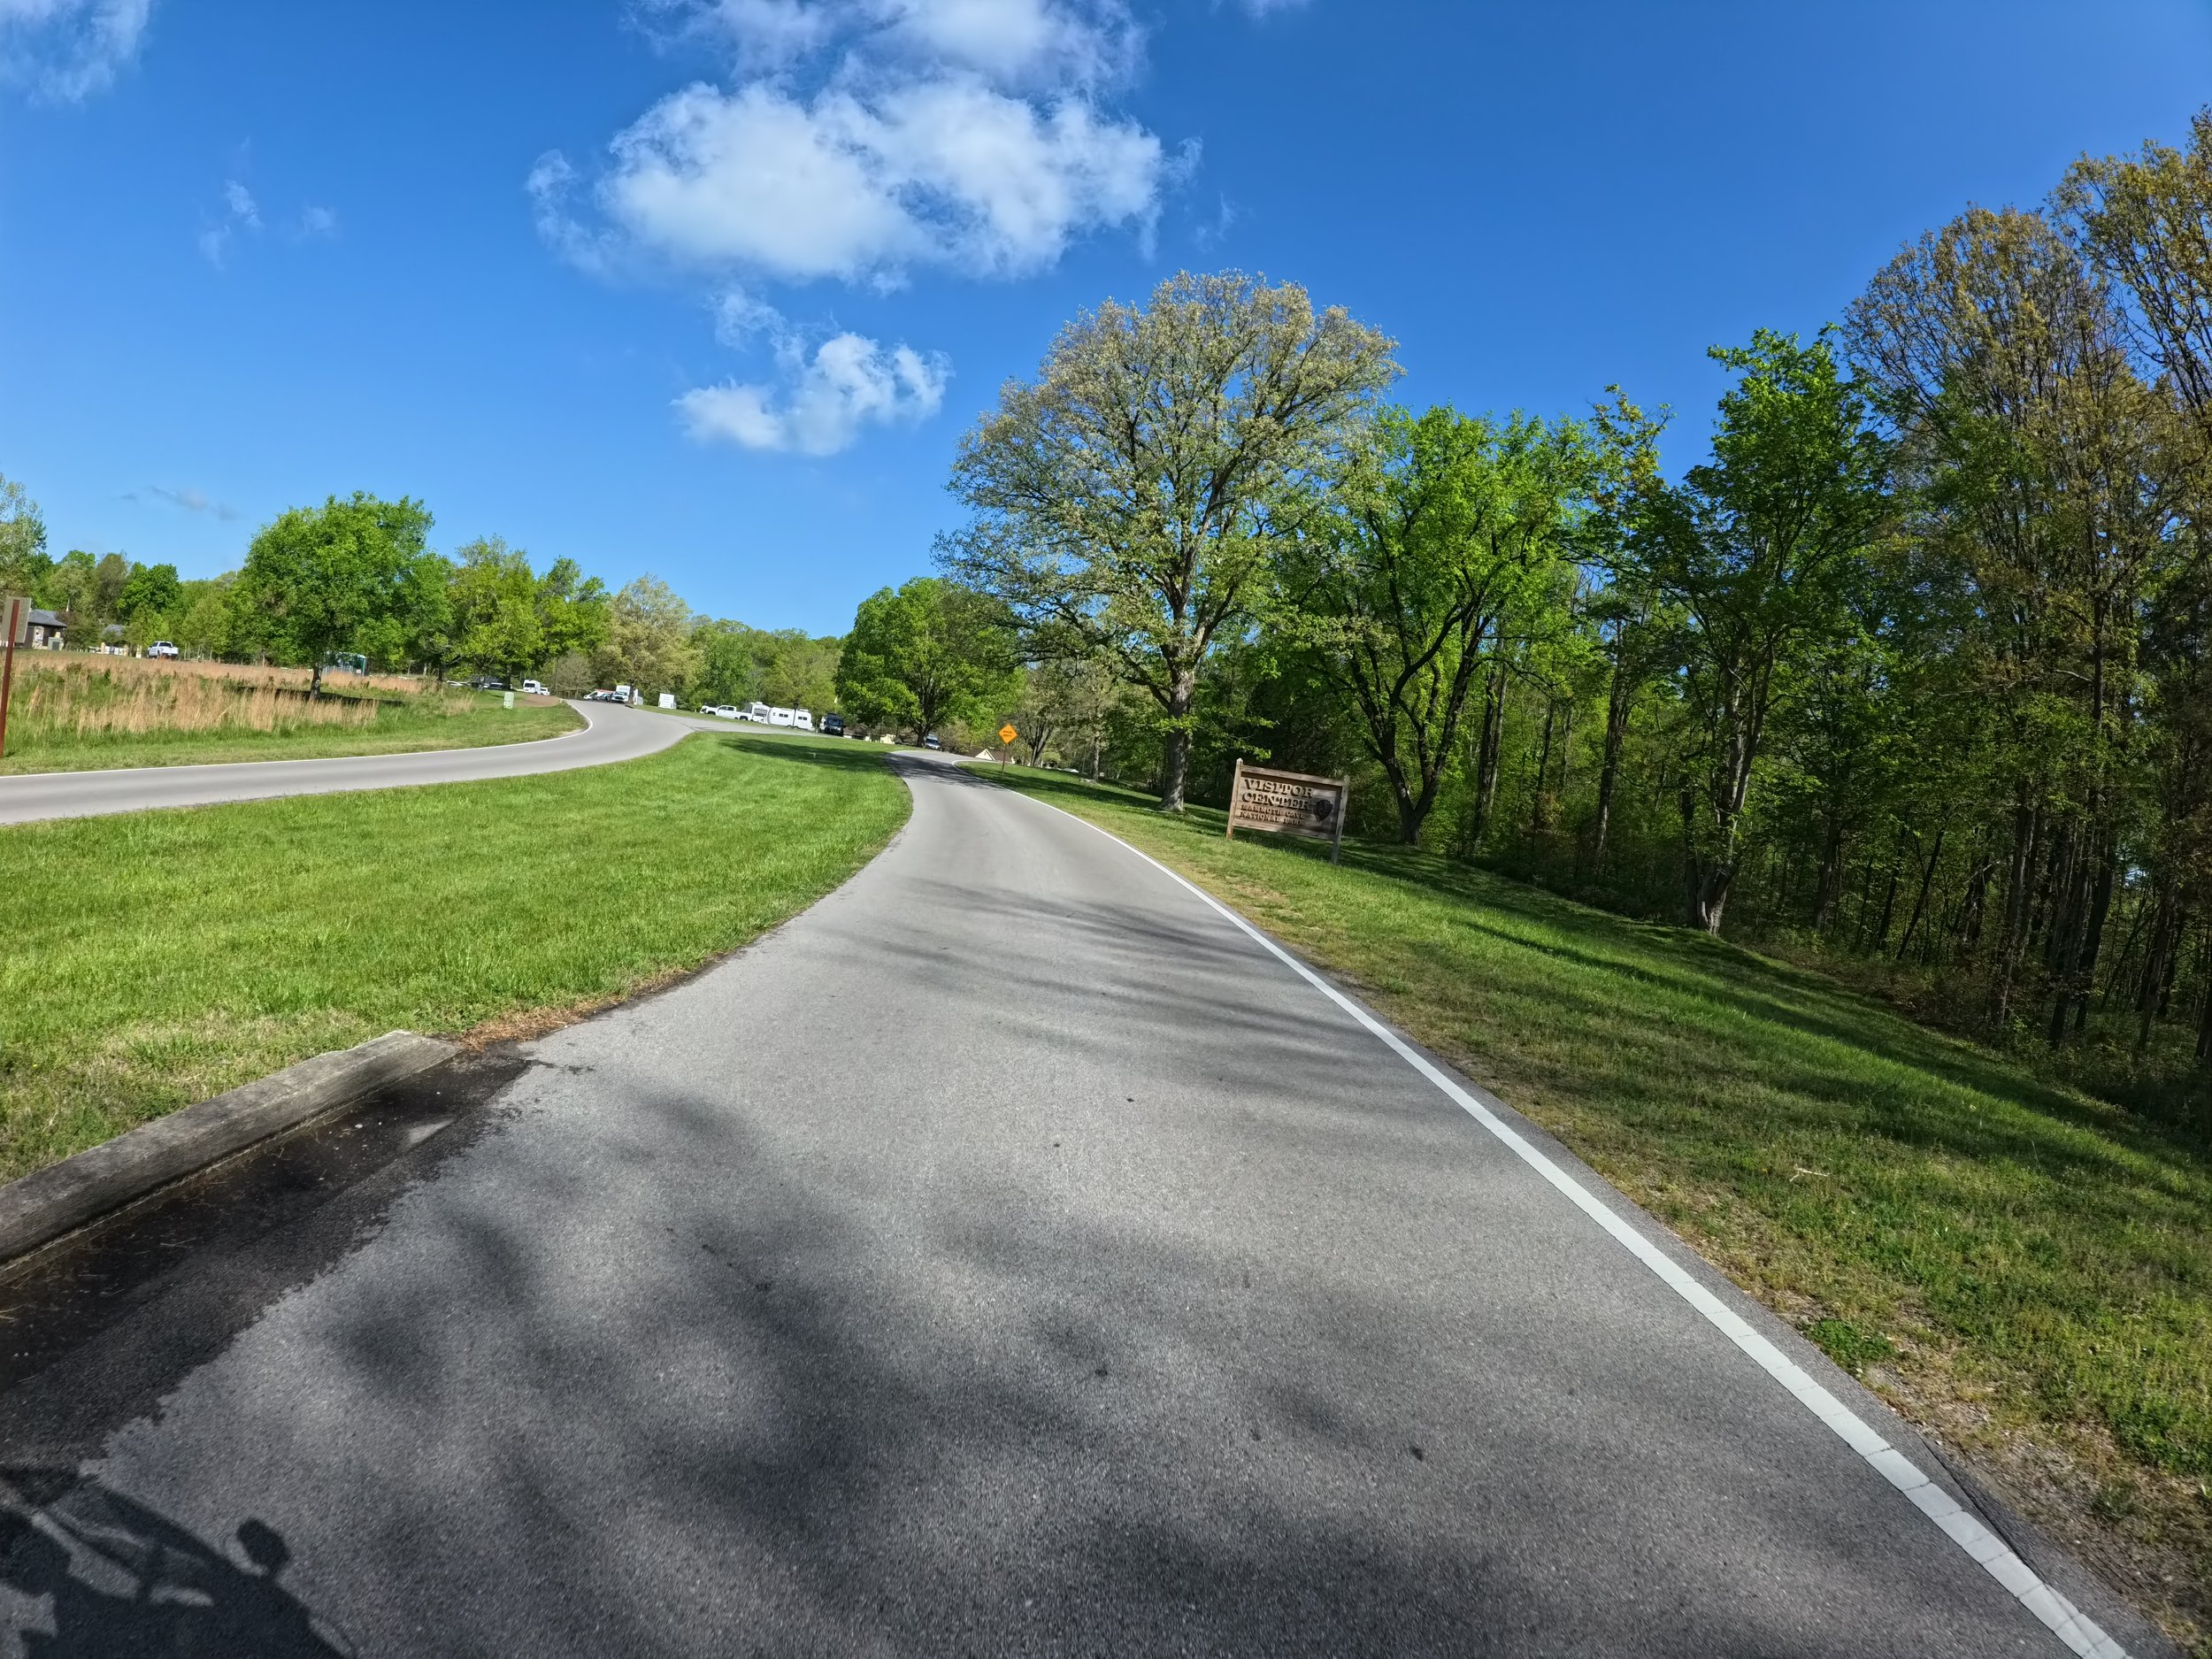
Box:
xmin=0 ymin=756 xmax=2157 ymax=1656
xmin=0 ymin=700 xmax=718 ymax=826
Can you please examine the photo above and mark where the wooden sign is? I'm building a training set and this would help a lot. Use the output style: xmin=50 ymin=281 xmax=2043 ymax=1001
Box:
xmin=1226 ymin=758 xmax=1349 ymax=863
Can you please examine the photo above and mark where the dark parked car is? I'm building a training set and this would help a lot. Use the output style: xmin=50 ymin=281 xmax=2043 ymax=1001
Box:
xmin=820 ymin=712 xmax=845 ymax=737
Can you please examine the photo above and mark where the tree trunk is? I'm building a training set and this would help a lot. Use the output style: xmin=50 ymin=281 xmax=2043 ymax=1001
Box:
xmin=1390 ymin=752 xmax=1447 ymax=845
xmin=1692 ymin=862 xmax=1734 ymax=934
xmin=1958 ymin=858 xmax=1992 ymax=951
xmin=1988 ymin=787 xmax=2039 ymax=1033
xmin=2107 ymin=891 xmax=2150 ymax=1003
xmin=1158 ymin=669 xmax=1196 ymax=811
xmin=2193 ymin=938 xmax=2212 ymax=1064
xmin=1590 ymin=649 xmax=1632 ymax=875
xmin=2071 ymin=847 xmax=2116 ymax=1035
xmin=1813 ymin=810 xmax=1847 ymax=934
xmin=2137 ymin=890 xmax=2178 ymax=1055
xmin=1556 ymin=703 xmax=1574 ymax=806
xmin=1467 ymin=666 xmax=1506 ymax=852
xmin=1679 ymin=783 xmax=1734 ymax=934
xmin=1893 ymin=826 xmax=1944 ymax=960
xmin=1529 ymin=701 xmax=1555 ymax=836
xmin=2158 ymin=911 xmax=2187 ymax=1020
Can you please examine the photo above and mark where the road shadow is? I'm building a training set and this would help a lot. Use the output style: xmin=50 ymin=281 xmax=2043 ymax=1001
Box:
xmin=1 ymin=1471 xmax=353 ymax=1655
xmin=714 ymin=733 xmax=900 ymax=776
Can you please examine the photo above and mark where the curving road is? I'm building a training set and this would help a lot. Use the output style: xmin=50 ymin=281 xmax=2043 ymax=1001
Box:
xmin=0 ymin=757 xmax=2154 ymax=1655
xmin=0 ymin=700 xmax=726 ymax=826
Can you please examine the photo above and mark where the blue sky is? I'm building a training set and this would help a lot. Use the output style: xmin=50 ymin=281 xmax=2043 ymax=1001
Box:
xmin=3 ymin=1 xmax=2207 ymax=635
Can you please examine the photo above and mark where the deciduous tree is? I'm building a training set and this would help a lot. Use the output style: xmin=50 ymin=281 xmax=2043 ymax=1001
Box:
xmin=595 ymin=575 xmax=697 ymax=699
xmin=234 ymin=493 xmax=435 ymax=694
xmin=1638 ymin=331 xmax=1886 ymax=933
xmin=451 ymin=536 xmax=544 ymax=686
xmin=836 ymin=578 xmax=1012 ymax=737
xmin=1282 ymin=405 xmax=1590 ymax=844
xmin=941 ymin=271 xmax=1398 ymax=810
xmin=0 ymin=472 xmax=49 ymax=598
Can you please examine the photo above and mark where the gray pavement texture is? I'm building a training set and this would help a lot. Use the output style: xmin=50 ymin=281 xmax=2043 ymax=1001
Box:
xmin=0 ymin=756 xmax=2149 ymax=1656
xmin=0 ymin=700 xmax=715 ymax=825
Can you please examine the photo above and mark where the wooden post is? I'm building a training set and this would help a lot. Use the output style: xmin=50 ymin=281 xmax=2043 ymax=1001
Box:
xmin=0 ymin=596 xmax=24 ymax=764
xmin=0 ymin=631 xmax=14 ymax=763
xmin=1226 ymin=757 xmax=1244 ymax=841
xmin=1331 ymin=775 xmax=1347 ymax=864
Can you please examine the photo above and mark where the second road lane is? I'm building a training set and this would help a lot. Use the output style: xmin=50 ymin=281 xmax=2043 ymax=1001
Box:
xmin=0 ymin=698 xmax=718 ymax=826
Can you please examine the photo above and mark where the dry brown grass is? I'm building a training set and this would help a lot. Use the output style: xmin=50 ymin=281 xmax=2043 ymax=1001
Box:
xmin=7 ymin=654 xmax=457 ymax=741
xmin=75 ymin=656 xmax=424 ymax=695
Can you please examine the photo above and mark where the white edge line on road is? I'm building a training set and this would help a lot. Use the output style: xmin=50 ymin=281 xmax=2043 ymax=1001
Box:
xmin=999 ymin=783 xmax=2128 ymax=1659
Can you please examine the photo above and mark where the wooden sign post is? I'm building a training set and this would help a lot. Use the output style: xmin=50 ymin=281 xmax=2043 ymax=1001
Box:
xmin=0 ymin=595 xmax=27 ymax=764
xmin=998 ymin=723 xmax=1018 ymax=771
xmin=1225 ymin=757 xmax=1349 ymax=864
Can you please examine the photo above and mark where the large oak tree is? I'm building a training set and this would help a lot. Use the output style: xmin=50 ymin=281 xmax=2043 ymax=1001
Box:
xmin=939 ymin=271 xmax=1397 ymax=810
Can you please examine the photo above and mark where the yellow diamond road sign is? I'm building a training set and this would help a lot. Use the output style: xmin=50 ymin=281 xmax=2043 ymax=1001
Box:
xmin=999 ymin=724 xmax=1018 ymax=745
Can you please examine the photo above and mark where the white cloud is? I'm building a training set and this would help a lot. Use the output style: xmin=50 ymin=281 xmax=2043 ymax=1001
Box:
xmin=597 ymin=75 xmax=1160 ymax=283
xmin=0 ymin=0 xmax=149 ymax=100
xmin=657 ymin=0 xmax=830 ymax=68
xmin=554 ymin=0 xmax=1173 ymax=455
xmin=677 ymin=330 xmax=948 ymax=455
xmin=196 ymin=176 xmax=261 ymax=267
xmin=711 ymin=285 xmax=784 ymax=344
xmin=147 ymin=483 xmax=240 ymax=521
xmin=527 ymin=150 xmax=620 ymax=276
xmin=873 ymin=0 xmax=1139 ymax=89
xmin=299 ymin=204 xmax=339 ymax=237
xmin=663 ymin=0 xmax=1139 ymax=88
xmin=554 ymin=0 xmax=1167 ymax=288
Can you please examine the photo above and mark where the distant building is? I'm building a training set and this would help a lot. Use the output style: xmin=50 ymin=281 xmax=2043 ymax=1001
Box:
xmin=24 ymin=609 xmax=65 ymax=649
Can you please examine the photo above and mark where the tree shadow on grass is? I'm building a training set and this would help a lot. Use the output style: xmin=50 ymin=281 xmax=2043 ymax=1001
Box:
xmin=715 ymin=733 xmax=902 ymax=776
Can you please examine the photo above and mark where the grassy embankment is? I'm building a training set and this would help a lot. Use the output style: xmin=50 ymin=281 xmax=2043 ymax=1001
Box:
xmin=0 ymin=733 xmax=906 ymax=1180
xmin=0 ymin=656 xmax=579 ymax=774
xmin=991 ymin=764 xmax=2212 ymax=1653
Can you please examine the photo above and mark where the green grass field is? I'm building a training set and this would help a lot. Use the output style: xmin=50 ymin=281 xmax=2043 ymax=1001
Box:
xmin=0 ymin=733 xmax=907 ymax=1183
xmin=0 ymin=689 xmax=580 ymax=774
xmin=990 ymin=765 xmax=2212 ymax=1650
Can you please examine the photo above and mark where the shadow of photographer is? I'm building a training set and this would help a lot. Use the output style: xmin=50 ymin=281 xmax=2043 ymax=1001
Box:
xmin=2 ymin=1471 xmax=352 ymax=1657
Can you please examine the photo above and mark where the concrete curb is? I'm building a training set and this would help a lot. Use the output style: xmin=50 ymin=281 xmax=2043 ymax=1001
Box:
xmin=0 ymin=1031 xmax=459 ymax=1267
